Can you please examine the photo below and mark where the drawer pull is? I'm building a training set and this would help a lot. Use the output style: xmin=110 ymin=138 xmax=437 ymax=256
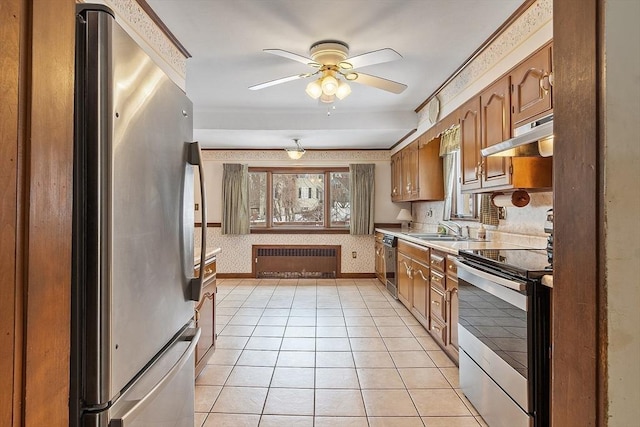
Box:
xmin=432 ymin=275 xmax=441 ymax=283
xmin=448 ymin=264 xmax=454 ymax=270
xmin=432 ymin=325 xmax=441 ymax=333
xmin=205 ymin=268 xmax=214 ymax=275
xmin=432 ymin=300 xmax=440 ymax=306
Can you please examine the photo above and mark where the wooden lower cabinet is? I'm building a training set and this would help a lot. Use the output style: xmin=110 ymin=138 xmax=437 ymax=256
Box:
xmin=411 ymin=260 xmax=430 ymax=326
xmin=374 ymin=232 xmax=386 ymax=284
xmin=397 ymin=251 xmax=413 ymax=308
xmin=194 ymin=255 xmax=217 ymax=377
xmin=396 ymin=241 xmax=460 ymax=364
xmin=397 ymin=241 xmax=430 ymax=329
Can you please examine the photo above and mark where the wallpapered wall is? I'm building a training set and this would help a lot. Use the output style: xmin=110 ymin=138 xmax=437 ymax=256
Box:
xmin=195 ymin=150 xmax=406 ymax=274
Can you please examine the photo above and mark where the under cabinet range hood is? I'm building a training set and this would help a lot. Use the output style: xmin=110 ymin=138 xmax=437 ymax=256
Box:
xmin=482 ymin=115 xmax=553 ymax=157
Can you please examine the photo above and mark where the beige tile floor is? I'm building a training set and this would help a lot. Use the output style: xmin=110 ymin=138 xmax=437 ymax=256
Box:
xmin=195 ymin=278 xmax=488 ymax=427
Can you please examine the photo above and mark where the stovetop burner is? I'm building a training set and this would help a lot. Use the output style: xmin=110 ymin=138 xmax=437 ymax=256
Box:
xmin=459 ymin=248 xmax=552 ymax=280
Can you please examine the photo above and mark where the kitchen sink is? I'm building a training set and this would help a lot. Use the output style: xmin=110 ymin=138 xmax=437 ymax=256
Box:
xmin=402 ymin=232 xmax=485 ymax=242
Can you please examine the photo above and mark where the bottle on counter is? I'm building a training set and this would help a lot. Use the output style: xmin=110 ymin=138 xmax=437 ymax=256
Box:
xmin=477 ymin=225 xmax=486 ymax=240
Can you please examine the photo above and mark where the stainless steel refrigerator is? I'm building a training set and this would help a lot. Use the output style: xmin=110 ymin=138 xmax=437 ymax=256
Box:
xmin=71 ymin=5 xmax=207 ymax=426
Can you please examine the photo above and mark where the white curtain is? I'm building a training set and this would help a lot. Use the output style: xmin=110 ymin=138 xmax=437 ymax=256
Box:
xmin=221 ymin=163 xmax=249 ymax=235
xmin=349 ymin=164 xmax=375 ymax=235
xmin=439 ymin=125 xmax=460 ymax=220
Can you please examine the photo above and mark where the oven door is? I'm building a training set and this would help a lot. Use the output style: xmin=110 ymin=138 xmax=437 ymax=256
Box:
xmin=456 ymin=260 xmax=532 ymax=427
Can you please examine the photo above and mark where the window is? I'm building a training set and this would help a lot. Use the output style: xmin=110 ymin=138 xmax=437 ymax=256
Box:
xmin=450 ymin=151 xmax=480 ymax=219
xmin=249 ymin=168 xmax=350 ymax=230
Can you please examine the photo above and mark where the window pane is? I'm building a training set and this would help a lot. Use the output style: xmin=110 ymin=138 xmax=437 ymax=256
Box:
xmin=272 ymin=173 xmax=324 ymax=226
xmin=249 ymin=171 xmax=267 ymax=227
xmin=451 ymin=151 xmax=479 ymax=219
xmin=330 ymin=172 xmax=350 ymax=227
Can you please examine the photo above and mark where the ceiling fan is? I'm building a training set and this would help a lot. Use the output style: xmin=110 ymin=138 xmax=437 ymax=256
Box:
xmin=249 ymin=40 xmax=407 ymax=103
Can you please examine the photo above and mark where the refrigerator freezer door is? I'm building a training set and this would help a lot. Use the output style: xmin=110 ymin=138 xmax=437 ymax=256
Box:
xmin=75 ymin=8 xmax=195 ymax=407
xmin=85 ymin=327 xmax=200 ymax=427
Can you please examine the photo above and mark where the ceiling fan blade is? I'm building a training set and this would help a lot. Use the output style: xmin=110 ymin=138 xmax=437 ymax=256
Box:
xmin=341 ymin=48 xmax=402 ymax=70
xmin=263 ymin=49 xmax=320 ymax=67
xmin=350 ymin=72 xmax=407 ymax=94
xmin=249 ymin=73 xmax=312 ymax=91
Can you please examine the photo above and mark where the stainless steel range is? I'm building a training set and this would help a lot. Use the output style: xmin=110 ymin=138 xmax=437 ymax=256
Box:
xmin=456 ymin=248 xmax=552 ymax=427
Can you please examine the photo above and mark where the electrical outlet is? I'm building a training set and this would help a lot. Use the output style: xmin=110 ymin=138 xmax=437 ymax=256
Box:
xmin=352 ymin=251 xmax=357 ymax=258
xmin=498 ymin=207 xmax=507 ymax=220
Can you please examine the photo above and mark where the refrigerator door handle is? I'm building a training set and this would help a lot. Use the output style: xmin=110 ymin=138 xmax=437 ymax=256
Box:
xmin=109 ymin=327 xmax=201 ymax=427
xmin=188 ymin=141 xmax=206 ymax=301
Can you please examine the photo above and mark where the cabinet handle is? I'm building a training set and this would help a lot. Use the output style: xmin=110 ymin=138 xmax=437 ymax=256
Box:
xmin=432 ymin=325 xmax=441 ymax=333
xmin=205 ymin=268 xmax=214 ymax=275
xmin=416 ymin=269 xmax=428 ymax=281
xmin=432 ymin=300 xmax=440 ymax=306
xmin=432 ymin=275 xmax=442 ymax=283
xmin=540 ymin=73 xmax=551 ymax=94
xmin=402 ymin=261 xmax=413 ymax=278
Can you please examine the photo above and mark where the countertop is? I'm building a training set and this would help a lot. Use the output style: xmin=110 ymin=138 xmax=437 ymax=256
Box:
xmin=194 ymin=247 xmax=221 ymax=267
xmin=376 ymin=228 xmax=534 ymax=255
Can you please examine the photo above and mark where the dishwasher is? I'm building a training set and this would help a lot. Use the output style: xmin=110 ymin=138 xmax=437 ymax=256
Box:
xmin=381 ymin=234 xmax=398 ymax=299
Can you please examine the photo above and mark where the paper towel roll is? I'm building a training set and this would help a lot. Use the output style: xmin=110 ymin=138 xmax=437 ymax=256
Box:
xmin=491 ymin=191 xmax=531 ymax=208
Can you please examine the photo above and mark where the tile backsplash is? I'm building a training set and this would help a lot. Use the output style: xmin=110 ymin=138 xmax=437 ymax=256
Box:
xmin=410 ymin=191 xmax=552 ymax=248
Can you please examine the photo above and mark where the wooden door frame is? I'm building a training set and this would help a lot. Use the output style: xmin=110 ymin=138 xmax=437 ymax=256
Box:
xmin=0 ymin=0 xmax=75 ymax=425
xmin=552 ymin=0 xmax=604 ymax=425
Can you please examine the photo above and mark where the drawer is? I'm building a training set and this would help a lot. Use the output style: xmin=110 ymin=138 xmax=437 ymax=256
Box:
xmin=429 ymin=315 xmax=447 ymax=348
xmin=195 ymin=257 xmax=217 ymax=285
xmin=430 ymin=250 xmax=446 ymax=273
xmin=430 ymin=270 xmax=445 ymax=292
xmin=398 ymin=240 xmax=430 ymax=262
xmin=446 ymin=255 xmax=458 ymax=279
xmin=430 ymin=285 xmax=446 ymax=322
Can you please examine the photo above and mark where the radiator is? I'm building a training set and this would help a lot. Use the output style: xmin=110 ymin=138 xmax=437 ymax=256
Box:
xmin=253 ymin=245 xmax=340 ymax=279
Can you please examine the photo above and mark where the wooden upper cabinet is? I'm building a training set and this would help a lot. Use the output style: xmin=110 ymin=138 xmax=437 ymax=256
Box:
xmin=391 ymin=152 xmax=402 ymax=201
xmin=511 ymin=43 xmax=553 ymax=126
xmin=459 ymin=97 xmax=482 ymax=192
xmin=480 ymin=76 xmax=512 ymax=189
xmin=402 ymin=141 xmax=419 ymax=199
xmin=418 ymin=135 xmax=444 ymax=201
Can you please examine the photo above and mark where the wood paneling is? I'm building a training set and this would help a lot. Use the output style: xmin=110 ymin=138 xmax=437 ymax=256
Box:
xmin=21 ymin=0 xmax=75 ymax=426
xmin=0 ymin=0 xmax=25 ymax=424
xmin=552 ymin=0 xmax=601 ymax=425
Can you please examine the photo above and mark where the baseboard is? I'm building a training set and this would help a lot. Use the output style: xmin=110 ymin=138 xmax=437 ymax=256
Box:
xmin=216 ymin=273 xmax=376 ymax=279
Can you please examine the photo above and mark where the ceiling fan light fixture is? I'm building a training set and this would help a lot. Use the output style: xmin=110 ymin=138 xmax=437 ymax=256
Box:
xmin=305 ymin=80 xmax=322 ymax=99
xmin=338 ymin=60 xmax=353 ymax=70
xmin=320 ymin=93 xmax=335 ymax=104
xmin=321 ymin=74 xmax=339 ymax=96
xmin=335 ymin=80 xmax=351 ymax=100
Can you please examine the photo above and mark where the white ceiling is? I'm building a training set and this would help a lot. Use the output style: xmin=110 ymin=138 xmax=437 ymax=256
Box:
xmin=147 ymin=0 xmax=523 ymax=150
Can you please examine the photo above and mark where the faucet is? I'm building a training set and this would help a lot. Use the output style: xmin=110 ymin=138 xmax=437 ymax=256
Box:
xmin=439 ymin=221 xmax=463 ymax=237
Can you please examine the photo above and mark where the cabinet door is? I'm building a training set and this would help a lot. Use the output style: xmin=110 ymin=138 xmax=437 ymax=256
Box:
xmin=447 ymin=277 xmax=459 ymax=352
xmin=418 ymin=136 xmax=444 ymax=201
xmin=391 ymin=152 xmax=402 ymax=201
xmin=374 ymin=241 xmax=385 ymax=284
xmin=411 ymin=260 xmax=429 ymax=326
xmin=195 ymin=283 xmax=215 ymax=377
xmin=397 ymin=252 xmax=413 ymax=309
xmin=480 ymin=76 xmax=512 ymax=189
xmin=511 ymin=44 xmax=553 ymax=126
xmin=401 ymin=142 xmax=419 ymax=200
xmin=459 ymin=97 xmax=482 ymax=191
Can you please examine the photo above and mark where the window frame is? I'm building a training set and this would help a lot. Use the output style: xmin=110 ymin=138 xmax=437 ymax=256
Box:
xmin=248 ymin=166 xmax=350 ymax=233
xmin=450 ymin=151 xmax=480 ymax=220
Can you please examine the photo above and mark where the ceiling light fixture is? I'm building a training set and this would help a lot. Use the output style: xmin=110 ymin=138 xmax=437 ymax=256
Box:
xmin=285 ymin=138 xmax=305 ymax=159
xmin=305 ymin=67 xmax=353 ymax=103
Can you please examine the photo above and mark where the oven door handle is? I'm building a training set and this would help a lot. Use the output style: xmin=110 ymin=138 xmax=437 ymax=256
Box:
xmin=454 ymin=259 xmax=526 ymax=291
xmin=455 ymin=259 xmax=528 ymax=311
